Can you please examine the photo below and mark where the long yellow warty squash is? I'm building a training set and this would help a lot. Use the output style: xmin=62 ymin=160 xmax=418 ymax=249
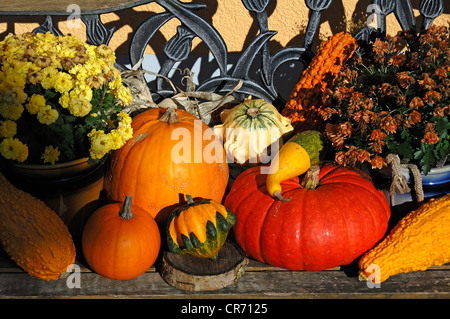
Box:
xmin=0 ymin=173 xmax=76 ymax=281
xmin=359 ymin=193 xmax=450 ymax=283
xmin=282 ymin=32 xmax=358 ymax=133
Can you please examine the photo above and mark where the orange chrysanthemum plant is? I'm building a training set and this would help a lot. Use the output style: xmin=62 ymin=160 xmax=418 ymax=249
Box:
xmin=321 ymin=25 xmax=450 ymax=174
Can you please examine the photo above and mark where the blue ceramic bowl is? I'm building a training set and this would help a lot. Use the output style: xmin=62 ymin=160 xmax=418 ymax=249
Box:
xmin=422 ymin=164 xmax=450 ymax=187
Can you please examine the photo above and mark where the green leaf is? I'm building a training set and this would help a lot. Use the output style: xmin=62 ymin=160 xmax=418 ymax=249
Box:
xmin=64 ymin=115 xmax=77 ymax=123
xmin=419 ymin=146 xmax=436 ymax=175
xmin=400 ymin=128 xmax=410 ymax=139
xmin=414 ymin=149 xmax=423 ymax=159
xmin=437 ymin=140 xmax=449 ymax=159
xmin=436 ymin=117 xmax=450 ymax=138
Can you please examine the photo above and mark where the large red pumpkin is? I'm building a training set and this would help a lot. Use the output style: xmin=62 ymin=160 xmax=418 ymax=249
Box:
xmin=225 ymin=164 xmax=391 ymax=271
xmin=105 ymin=108 xmax=229 ymax=224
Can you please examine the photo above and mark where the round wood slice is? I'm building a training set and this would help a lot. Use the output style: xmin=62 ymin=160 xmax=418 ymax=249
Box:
xmin=160 ymin=240 xmax=249 ymax=291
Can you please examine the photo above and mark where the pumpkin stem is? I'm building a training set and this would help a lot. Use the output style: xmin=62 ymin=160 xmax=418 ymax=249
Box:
xmin=119 ymin=196 xmax=134 ymax=220
xmin=273 ymin=190 xmax=292 ymax=202
xmin=185 ymin=194 xmax=195 ymax=205
xmin=159 ymin=107 xmax=181 ymax=124
xmin=301 ymin=165 xmax=320 ymax=190
xmin=246 ymin=107 xmax=260 ymax=118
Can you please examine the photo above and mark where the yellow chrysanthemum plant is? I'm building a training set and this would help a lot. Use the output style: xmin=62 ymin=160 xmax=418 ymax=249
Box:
xmin=0 ymin=32 xmax=133 ymax=165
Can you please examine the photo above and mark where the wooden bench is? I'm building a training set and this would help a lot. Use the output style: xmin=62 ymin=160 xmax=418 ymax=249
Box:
xmin=0 ymin=0 xmax=449 ymax=301
xmin=1 ymin=242 xmax=450 ymax=299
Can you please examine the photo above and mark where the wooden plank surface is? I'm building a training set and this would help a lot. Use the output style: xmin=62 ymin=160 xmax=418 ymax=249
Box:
xmin=1 ymin=266 xmax=449 ymax=299
xmin=1 ymin=252 xmax=449 ymax=299
xmin=0 ymin=0 xmax=151 ymax=15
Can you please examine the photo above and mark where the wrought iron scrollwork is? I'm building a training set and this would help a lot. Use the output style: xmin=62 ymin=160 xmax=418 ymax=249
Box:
xmin=29 ymin=0 xmax=446 ymax=111
xmin=303 ymin=0 xmax=333 ymax=50
xmin=81 ymin=15 xmax=116 ymax=46
xmin=128 ymin=0 xmax=323 ymax=107
xmin=371 ymin=0 xmax=396 ymax=36
xmin=420 ymin=0 xmax=444 ymax=30
xmin=354 ymin=0 xmax=444 ymax=55
xmin=155 ymin=0 xmax=228 ymax=76
xmin=242 ymin=0 xmax=271 ymax=85
xmin=32 ymin=14 xmax=114 ymax=46
xmin=32 ymin=15 xmax=63 ymax=36
xmin=129 ymin=10 xmax=174 ymax=67
xmin=395 ymin=0 xmax=416 ymax=31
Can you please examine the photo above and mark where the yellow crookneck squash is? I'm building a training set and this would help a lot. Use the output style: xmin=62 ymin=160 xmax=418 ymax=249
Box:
xmin=266 ymin=130 xmax=326 ymax=201
xmin=359 ymin=193 xmax=450 ymax=283
xmin=0 ymin=173 xmax=76 ymax=281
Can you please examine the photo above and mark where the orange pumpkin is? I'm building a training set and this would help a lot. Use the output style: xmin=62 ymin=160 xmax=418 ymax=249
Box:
xmin=81 ymin=196 xmax=161 ymax=280
xmin=105 ymin=108 xmax=229 ymax=224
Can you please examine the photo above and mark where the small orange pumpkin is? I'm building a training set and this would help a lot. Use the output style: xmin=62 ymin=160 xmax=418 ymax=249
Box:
xmin=81 ymin=196 xmax=161 ymax=280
